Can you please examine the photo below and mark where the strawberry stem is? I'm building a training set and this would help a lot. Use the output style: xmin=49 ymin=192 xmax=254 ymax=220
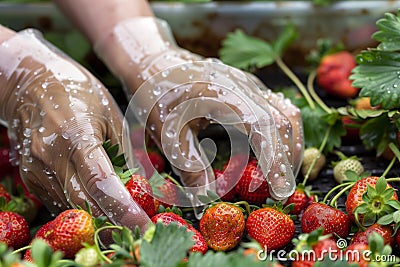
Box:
xmin=163 ymin=173 xmax=186 ymax=194
xmin=381 ymin=155 xmax=397 ymax=178
xmin=275 ymin=56 xmax=315 ymax=109
xmin=233 ymin=200 xmax=252 ymax=215
xmin=322 ymin=181 xmax=354 ymax=204
xmin=306 ymin=70 xmax=332 ymax=114
xmin=11 ymin=245 xmax=31 ymax=255
xmin=385 ymin=177 xmax=400 ymax=183
xmin=94 ymin=225 xmax=124 ymax=263
xmin=334 ymin=151 xmax=349 ymax=161
xmin=329 ymin=183 xmax=355 ymax=208
xmin=353 ymin=212 xmax=366 ymax=231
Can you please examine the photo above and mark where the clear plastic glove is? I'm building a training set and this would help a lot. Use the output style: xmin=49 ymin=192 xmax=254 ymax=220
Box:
xmin=0 ymin=29 xmax=151 ymax=232
xmin=95 ymin=18 xmax=304 ymax=212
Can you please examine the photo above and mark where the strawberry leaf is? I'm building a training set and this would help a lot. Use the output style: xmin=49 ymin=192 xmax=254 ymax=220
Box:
xmin=30 ymin=239 xmax=64 ymax=267
xmin=359 ymin=114 xmax=399 ymax=155
xmin=351 ymin=50 xmax=400 ymax=109
xmin=187 ymin=250 xmax=267 ymax=267
xmin=219 ymin=29 xmax=275 ymax=71
xmin=301 ymin=106 xmax=344 ymax=153
xmin=351 ymin=10 xmax=400 ymax=110
xmin=272 ymin=23 xmax=298 ymax=57
xmin=389 ymin=142 xmax=400 ymax=161
xmin=148 ymin=172 xmax=166 ymax=198
xmin=373 ymin=10 xmax=400 ymax=51
xmin=187 ymin=251 xmax=231 ymax=267
xmin=140 ymin=222 xmax=194 ymax=267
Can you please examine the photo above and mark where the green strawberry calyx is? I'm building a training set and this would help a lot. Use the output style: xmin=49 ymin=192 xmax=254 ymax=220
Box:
xmin=354 ymin=176 xmax=400 ymax=229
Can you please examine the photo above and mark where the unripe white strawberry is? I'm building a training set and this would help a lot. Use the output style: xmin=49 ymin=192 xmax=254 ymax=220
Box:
xmin=74 ymin=246 xmax=99 ymax=267
xmin=333 ymin=157 xmax=364 ymax=184
xmin=301 ymin=147 xmax=326 ymax=182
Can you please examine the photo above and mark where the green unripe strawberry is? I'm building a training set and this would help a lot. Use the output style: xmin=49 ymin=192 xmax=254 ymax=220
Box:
xmin=75 ymin=246 xmax=99 ymax=267
xmin=333 ymin=155 xmax=364 ymax=184
xmin=301 ymin=147 xmax=326 ymax=182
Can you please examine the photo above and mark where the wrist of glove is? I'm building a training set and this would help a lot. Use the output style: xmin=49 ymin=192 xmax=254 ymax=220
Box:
xmin=94 ymin=17 xmax=202 ymax=95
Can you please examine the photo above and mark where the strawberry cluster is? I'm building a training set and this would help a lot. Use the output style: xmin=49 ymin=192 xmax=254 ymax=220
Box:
xmin=1 ymin=131 xmax=400 ymax=267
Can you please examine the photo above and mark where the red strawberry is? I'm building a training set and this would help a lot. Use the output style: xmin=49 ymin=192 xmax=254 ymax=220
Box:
xmin=341 ymin=115 xmax=362 ymax=143
xmin=33 ymin=209 xmax=95 ymax=259
xmin=0 ymin=148 xmax=13 ymax=178
xmin=345 ymin=176 xmax=397 ymax=225
xmin=292 ymin=233 xmax=340 ymax=267
xmin=148 ymin=150 xmax=165 ymax=172
xmin=284 ymin=185 xmax=314 ymax=215
xmin=346 ymin=232 xmax=392 ymax=267
xmin=24 ymin=220 xmax=56 ymax=262
xmin=0 ymin=126 xmax=9 ymax=147
xmin=199 ymin=202 xmax=245 ymax=251
xmin=0 ymin=183 xmax=11 ymax=202
xmin=214 ymin=153 xmax=248 ymax=202
xmin=235 ymin=160 xmax=270 ymax=206
xmin=0 ymin=211 xmax=30 ymax=249
xmin=153 ymin=176 xmax=180 ymax=210
xmin=134 ymin=149 xmax=165 ymax=178
xmin=246 ymin=206 xmax=295 ymax=250
xmin=125 ymin=174 xmax=156 ymax=218
xmin=344 ymin=243 xmax=369 ymax=267
xmin=13 ymin=167 xmax=43 ymax=209
xmin=317 ymin=51 xmax=359 ymax=99
xmin=395 ymin=229 xmax=400 ymax=248
xmin=151 ymin=212 xmax=208 ymax=254
xmin=301 ymin=202 xmax=351 ymax=238
xmin=214 ymin=169 xmax=237 ymax=202
xmin=350 ymin=223 xmax=394 ymax=246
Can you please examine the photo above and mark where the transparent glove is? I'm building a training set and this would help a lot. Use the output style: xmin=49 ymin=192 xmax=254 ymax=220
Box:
xmin=0 ymin=29 xmax=151 ymax=232
xmin=95 ymin=18 xmax=304 ymax=213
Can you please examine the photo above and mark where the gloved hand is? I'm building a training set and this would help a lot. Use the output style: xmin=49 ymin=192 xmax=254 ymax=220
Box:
xmin=0 ymin=29 xmax=151 ymax=232
xmin=95 ymin=18 xmax=304 ymax=212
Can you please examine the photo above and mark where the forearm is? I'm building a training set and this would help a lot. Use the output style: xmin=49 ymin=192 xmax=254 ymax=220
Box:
xmin=0 ymin=25 xmax=16 ymax=44
xmin=0 ymin=26 xmax=17 ymax=125
xmin=53 ymin=0 xmax=154 ymax=45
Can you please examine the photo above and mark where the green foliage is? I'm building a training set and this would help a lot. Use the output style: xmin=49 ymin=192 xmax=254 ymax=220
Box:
xmin=140 ymin=222 xmax=194 ymax=267
xmin=301 ymin=105 xmax=345 ymax=153
xmin=219 ymin=24 xmax=297 ymax=71
xmin=351 ymin=9 xmax=400 ymax=110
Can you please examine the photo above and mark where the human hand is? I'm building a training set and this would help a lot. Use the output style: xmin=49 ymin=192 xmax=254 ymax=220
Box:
xmin=95 ymin=18 xmax=304 ymax=212
xmin=0 ymin=29 xmax=151 ymax=232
